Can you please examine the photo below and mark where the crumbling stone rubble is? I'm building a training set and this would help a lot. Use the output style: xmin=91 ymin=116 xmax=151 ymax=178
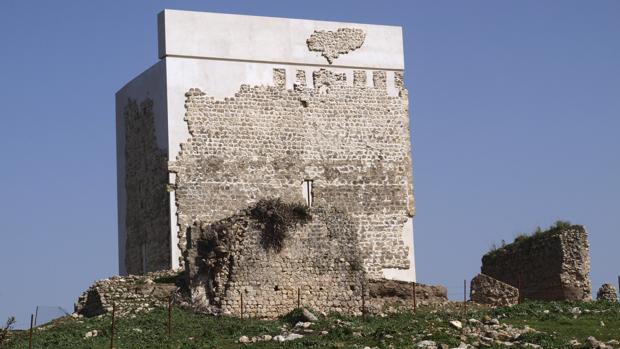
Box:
xmin=367 ymin=279 xmax=448 ymax=311
xmin=75 ymin=270 xmax=180 ymax=317
xmin=597 ymin=283 xmax=618 ymax=302
xmin=470 ymin=273 xmax=519 ymax=306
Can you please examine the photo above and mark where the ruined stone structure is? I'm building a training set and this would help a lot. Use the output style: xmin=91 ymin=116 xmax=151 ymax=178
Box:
xmin=75 ymin=271 xmax=178 ymax=317
xmin=470 ymin=273 xmax=519 ymax=306
xmin=596 ymin=284 xmax=618 ymax=302
xmin=116 ymin=10 xmax=416 ymax=316
xmin=480 ymin=224 xmax=591 ymax=301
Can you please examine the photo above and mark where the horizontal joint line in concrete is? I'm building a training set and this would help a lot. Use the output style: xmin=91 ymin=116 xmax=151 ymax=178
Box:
xmin=163 ymin=54 xmax=404 ymax=72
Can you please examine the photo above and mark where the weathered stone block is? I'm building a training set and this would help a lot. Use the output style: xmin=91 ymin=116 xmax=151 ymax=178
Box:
xmin=470 ymin=273 xmax=519 ymax=306
xmin=596 ymin=283 xmax=618 ymax=302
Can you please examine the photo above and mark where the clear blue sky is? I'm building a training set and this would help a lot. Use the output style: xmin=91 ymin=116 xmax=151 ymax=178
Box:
xmin=1 ymin=1 xmax=618 ymax=328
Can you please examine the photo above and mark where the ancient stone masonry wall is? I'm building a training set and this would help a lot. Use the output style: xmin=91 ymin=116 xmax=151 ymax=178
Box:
xmin=481 ymin=225 xmax=591 ymax=301
xmin=186 ymin=205 xmax=368 ymax=317
xmin=124 ymin=99 xmax=171 ymax=274
xmin=170 ymin=67 xmax=414 ymax=280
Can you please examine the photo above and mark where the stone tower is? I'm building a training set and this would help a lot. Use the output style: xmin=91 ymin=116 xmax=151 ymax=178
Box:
xmin=116 ymin=10 xmax=416 ymax=283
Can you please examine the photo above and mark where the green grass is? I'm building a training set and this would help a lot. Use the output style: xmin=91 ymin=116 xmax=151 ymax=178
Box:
xmin=498 ymin=301 xmax=620 ymax=345
xmin=4 ymin=301 xmax=620 ymax=349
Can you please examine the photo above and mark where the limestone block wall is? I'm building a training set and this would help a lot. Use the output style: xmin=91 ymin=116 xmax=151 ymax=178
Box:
xmin=481 ymin=225 xmax=591 ymax=301
xmin=171 ymin=67 xmax=413 ymax=280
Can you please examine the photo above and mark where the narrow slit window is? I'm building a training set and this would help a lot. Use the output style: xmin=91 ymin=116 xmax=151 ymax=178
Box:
xmin=302 ymin=180 xmax=313 ymax=207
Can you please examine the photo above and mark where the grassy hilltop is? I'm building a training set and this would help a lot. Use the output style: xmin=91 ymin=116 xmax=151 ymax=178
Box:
xmin=3 ymin=301 xmax=620 ymax=349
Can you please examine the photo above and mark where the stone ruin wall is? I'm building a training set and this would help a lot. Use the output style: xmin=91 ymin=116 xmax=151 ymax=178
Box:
xmin=123 ymin=99 xmax=171 ymax=274
xmin=170 ymin=67 xmax=414 ymax=280
xmin=481 ymin=225 xmax=591 ymax=301
xmin=186 ymin=206 xmax=368 ymax=317
xmin=75 ymin=270 xmax=178 ymax=317
xmin=169 ymin=66 xmax=415 ymax=316
xmin=116 ymin=24 xmax=418 ymax=316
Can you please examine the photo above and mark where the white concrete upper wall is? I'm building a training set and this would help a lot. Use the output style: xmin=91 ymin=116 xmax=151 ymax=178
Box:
xmin=157 ymin=10 xmax=404 ymax=70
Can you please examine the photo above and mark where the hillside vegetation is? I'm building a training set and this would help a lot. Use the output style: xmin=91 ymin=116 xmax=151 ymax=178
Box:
xmin=3 ymin=300 xmax=620 ymax=349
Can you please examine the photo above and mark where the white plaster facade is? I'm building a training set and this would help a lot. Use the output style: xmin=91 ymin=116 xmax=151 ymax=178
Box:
xmin=116 ymin=9 xmax=415 ymax=281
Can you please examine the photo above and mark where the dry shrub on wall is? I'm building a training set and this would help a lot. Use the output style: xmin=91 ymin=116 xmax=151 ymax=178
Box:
xmin=250 ymin=198 xmax=312 ymax=252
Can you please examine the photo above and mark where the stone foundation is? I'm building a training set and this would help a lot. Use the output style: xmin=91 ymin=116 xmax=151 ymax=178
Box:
xmin=367 ymin=279 xmax=448 ymax=311
xmin=75 ymin=270 xmax=179 ymax=317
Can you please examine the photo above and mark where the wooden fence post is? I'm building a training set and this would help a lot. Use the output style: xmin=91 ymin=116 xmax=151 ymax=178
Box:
xmin=167 ymin=296 xmax=172 ymax=337
xmin=297 ymin=287 xmax=301 ymax=309
xmin=361 ymin=283 xmax=366 ymax=318
xmin=517 ymin=275 xmax=522 ymax=304
xmin=463 ymin=279 xmax=467 ymax=318
xmin=110 ymin=303 xmax=115 ymax=349
xmin=240 ymin=292 xmax=244 ymax=319
xmin=412 ymin=282 xmax=417 ymax=312
xmin=28 ymin=314 xmax=33 ymax=349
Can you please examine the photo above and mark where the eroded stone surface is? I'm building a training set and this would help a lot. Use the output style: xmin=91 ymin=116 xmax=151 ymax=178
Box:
xmin=172 ymin=67 xmax=414 ymax=317
xmin=306 ymin=28 xmax=366 ymax=64
xmin=172 ymin=68 xmax=414 ymax=281
xmin=75 ymin=270 xmax=179 ymax=317
xmin=368 ymin=279 xmax=448 ymax=310
xmin=470 ymin=273 xmax=519 ymax=306
xmin=186 ymin=204 xmax=367 ymax=317
xmin=481 ymin=225 xmax=591 ymax=301
xmin=597 ymin=283 xmax=618 ymax=302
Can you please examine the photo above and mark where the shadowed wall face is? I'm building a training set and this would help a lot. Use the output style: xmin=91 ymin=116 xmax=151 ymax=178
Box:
xmin=123 ymin=99 xmax=171 ymax=274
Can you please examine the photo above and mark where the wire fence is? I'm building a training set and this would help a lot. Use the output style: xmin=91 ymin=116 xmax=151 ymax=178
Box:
xmin=9 ymin=306 xmax=69 ymax=330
